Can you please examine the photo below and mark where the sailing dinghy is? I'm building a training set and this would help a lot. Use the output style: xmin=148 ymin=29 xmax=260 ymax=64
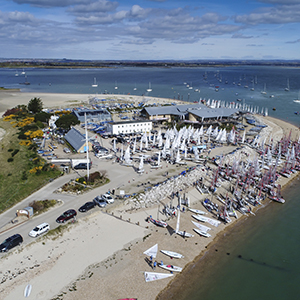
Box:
xmin=175 ymin=209 xmax=194 ymax=238
xmin=148 ymin=215 xmax=168 ymax=228
xmin=144 ymin=272 xmax=173 ymax=282
xmin=160 ymin=250 xmax=184 ymax=259
xmin=143 ymin=244 xmax=158 ymax=258
xmin=188 ymin=208 xmax=207 ymax=215
xmin=159 ymin=263 xmax=182 ymax=272
xmin=193 ymin=228 xmax=212 ymax=238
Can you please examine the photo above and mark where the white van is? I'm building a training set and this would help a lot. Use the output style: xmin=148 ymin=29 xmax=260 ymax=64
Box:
xmin=29 ymin=223 xmax=50 ymax=238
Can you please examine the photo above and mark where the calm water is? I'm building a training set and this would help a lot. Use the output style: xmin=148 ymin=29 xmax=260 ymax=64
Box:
xmin=1 ymin=66 xmax=300 ymax=298
xmin=1 ymin=66 xmax=300 ymax=126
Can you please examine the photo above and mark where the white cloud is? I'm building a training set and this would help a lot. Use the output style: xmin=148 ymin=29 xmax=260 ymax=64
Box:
xmin=234 ymin=4 xmax=300 ymax=25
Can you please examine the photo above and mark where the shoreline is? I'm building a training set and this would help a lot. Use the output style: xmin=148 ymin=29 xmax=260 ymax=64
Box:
xmin=0 ymin=92 xmax=299 ymax=300
xmin=156 ymin=171 xmax=299 ymax=300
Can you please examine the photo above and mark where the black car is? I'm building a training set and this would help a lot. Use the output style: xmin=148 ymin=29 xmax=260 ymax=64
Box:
xmin=79 ymin=201 xmax=95 ymax=212
xmin=0 ymin=234 xmax=23 ymax=252
xmin=74 ymin=163 xmax=92 ymax=170
xmin=56 ymin=209 xmax=77 ymax=223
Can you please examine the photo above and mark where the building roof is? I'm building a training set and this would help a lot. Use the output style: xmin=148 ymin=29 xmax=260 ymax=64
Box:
xmin=72 ymin=109 xmax=111 ymax=122
xmin=141 ymin=104 xmax=238 ymax=119
xmin=64 ymin=127 xmax=86 ymax=152
xmin=188 ymin=107 xmax=238 ymax=119
xmin=141 ymin=104 xmax=205 ymax=117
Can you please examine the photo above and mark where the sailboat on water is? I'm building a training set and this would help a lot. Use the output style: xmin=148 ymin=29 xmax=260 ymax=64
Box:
xmin=114 ymin=81 xmax=118 ymax=90
xmin=147 ymin=82 xmax=152 ymax=92
xmin=285 ymin=78 xmax=290 ymax=91
xmin=261 ymin=83 xmax=267 ymax=95
xmin=92 ymin=78 xmax=98 ymax=87
xmin=293 ymin=90 xmax=300 ymax=103
xmin=133 ymin=83 xmax=137 ymax=91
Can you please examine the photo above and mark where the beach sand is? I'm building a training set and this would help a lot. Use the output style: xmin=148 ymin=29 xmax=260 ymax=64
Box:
xmin=0 ymin=92 xmax=299 ymax=300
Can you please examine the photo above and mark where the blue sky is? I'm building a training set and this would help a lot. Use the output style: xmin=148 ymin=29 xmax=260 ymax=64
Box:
xmin=1 ymin=0 xmax=300 ymax=60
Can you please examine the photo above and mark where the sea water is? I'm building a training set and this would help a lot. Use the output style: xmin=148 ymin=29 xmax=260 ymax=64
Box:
xmin=1 ymin=65 xmax=300 ymax=125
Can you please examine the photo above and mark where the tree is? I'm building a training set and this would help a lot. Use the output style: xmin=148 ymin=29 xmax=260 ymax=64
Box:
xmin=28 ymin=97 xmax=43 ymax=114
xmin=55 ymin=114 xmax=80 ymax=130
xmin=34 ymin=111 xmax=51 ymax=123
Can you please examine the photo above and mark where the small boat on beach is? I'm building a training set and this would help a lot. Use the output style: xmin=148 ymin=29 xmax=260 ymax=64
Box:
xmin=148 ymin=215 xmax=168 ymax=228
xmin=158 ymin=263 xmax=182 ymax=272
xmin=175 ymin=209 xmax=194 ymax=238
xmin=143 ymin=244 xmax=158 ymax=258
xmin=193 ymin=228 xmax=212 ymax=238
xmin=160 ymin=250 xmax=184 ymax=259
xmin=144 ymin=272 xmax=173 ymax=282
xmin=188 ymin=208 xmax=207 ymax=215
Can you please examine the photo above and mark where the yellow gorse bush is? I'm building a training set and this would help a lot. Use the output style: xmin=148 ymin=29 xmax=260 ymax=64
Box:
xmin=19 ymin=140 xmax=32 ymax=146
xmin=29 ymin=166 xmax=43 ymax=174
xmin=15 ymin=117 xmax=35 ymax=128
xmin=3 ymin=115 xmax=15 ymax=121
xmin=25 ymin=130 xmax=44 ymax=139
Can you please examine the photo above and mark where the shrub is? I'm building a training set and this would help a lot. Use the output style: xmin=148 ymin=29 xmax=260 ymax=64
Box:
xmin=8 ymin=148 xmax=13 ymax=152
xmin=7 ymin=157 xmax=13 ymax=162
xmin=21 ymin=171 xmax=28 ymax=180
xmin=11 ymin=149 xmax=19 ymax=157
xmin=36 ymin=121 xmax=45 ymax=129
xmin=87 ymin=171 xmax=101 ymax=183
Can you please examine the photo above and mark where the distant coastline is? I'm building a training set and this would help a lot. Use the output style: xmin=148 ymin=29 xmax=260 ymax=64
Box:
xmin=1 ymin=59 xmax=300 ymax=69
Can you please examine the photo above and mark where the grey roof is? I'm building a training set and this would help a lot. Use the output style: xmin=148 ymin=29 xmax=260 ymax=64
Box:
xmin=64 ymin=127 xmax=86 ymax=152
xmin=141 ymin=103 xmax=206 ymax=117
xmin=188 ymin=107 xmax=239 ymax=119
xmin=72 ymin=109 xmax=111 ymax=123
xmin=141 ymin=104 xmax=237 ymax=119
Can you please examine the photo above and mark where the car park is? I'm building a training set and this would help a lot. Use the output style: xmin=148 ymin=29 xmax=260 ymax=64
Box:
xmin=101 ymin=193 xmax=114 ymax=204
xmin=0 ymin=234 xmax=23 ymax=252
xmin=93 ymin=196 xmax=107 ymax=208
xmin=79 ymin=201 xmax=95 ymax=212
xmin=56 ymin=209 xmax=77 ymax=223
xmin=29 ymin=223 xmax=50 ymax=237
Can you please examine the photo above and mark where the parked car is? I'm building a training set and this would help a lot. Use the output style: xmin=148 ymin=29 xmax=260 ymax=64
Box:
xmin=93 ymin=196 xmax=107 ymax=208
xmin=0 ymin=234 xmax=23 ymax=252
xmin=63 ymin=147 xmax=71 ymax=153
xmin=79 ymin=201 xmax=95 ymax=212
xmin=56 ymin=209 xmax=77 ymax=223
xmin=29 ymin=223 xmax=50 ymax=238
xmin=74 ymin=163 xmax=92 ymax=170
xmin=101 ymin=193 xmax=114 ymax=204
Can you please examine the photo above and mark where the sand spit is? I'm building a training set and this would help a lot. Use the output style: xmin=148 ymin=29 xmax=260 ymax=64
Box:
xmin=0 ymin=92 xmax=299 ymax=300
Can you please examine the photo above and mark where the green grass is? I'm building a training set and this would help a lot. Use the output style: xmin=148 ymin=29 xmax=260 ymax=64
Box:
xmin=46 ymin=224 xmax=70 ymax=239
xmin=0 ymin=119 xmax=61 ymax=212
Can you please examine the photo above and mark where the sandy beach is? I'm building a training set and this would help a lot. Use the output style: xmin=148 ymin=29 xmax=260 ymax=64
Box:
xmin=0 ymin=91 xmax=299 ymax=300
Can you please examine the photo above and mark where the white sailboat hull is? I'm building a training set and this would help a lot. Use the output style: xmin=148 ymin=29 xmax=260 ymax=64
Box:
xmin=161 ymin=250 xmax=184 ymax=259
xmin=193 ymin=228 xmax=212 ymax=238
xmin=159 ymin=264 xmax=182 ymax=272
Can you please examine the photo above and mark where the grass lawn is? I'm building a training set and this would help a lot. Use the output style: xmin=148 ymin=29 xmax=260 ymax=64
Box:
xmin=0 ymin=119 xmax=61 ymax=212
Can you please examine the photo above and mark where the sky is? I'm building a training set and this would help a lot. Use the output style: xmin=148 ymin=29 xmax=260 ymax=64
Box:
xmin=1 ymin=0 xmax=300 ymax=60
